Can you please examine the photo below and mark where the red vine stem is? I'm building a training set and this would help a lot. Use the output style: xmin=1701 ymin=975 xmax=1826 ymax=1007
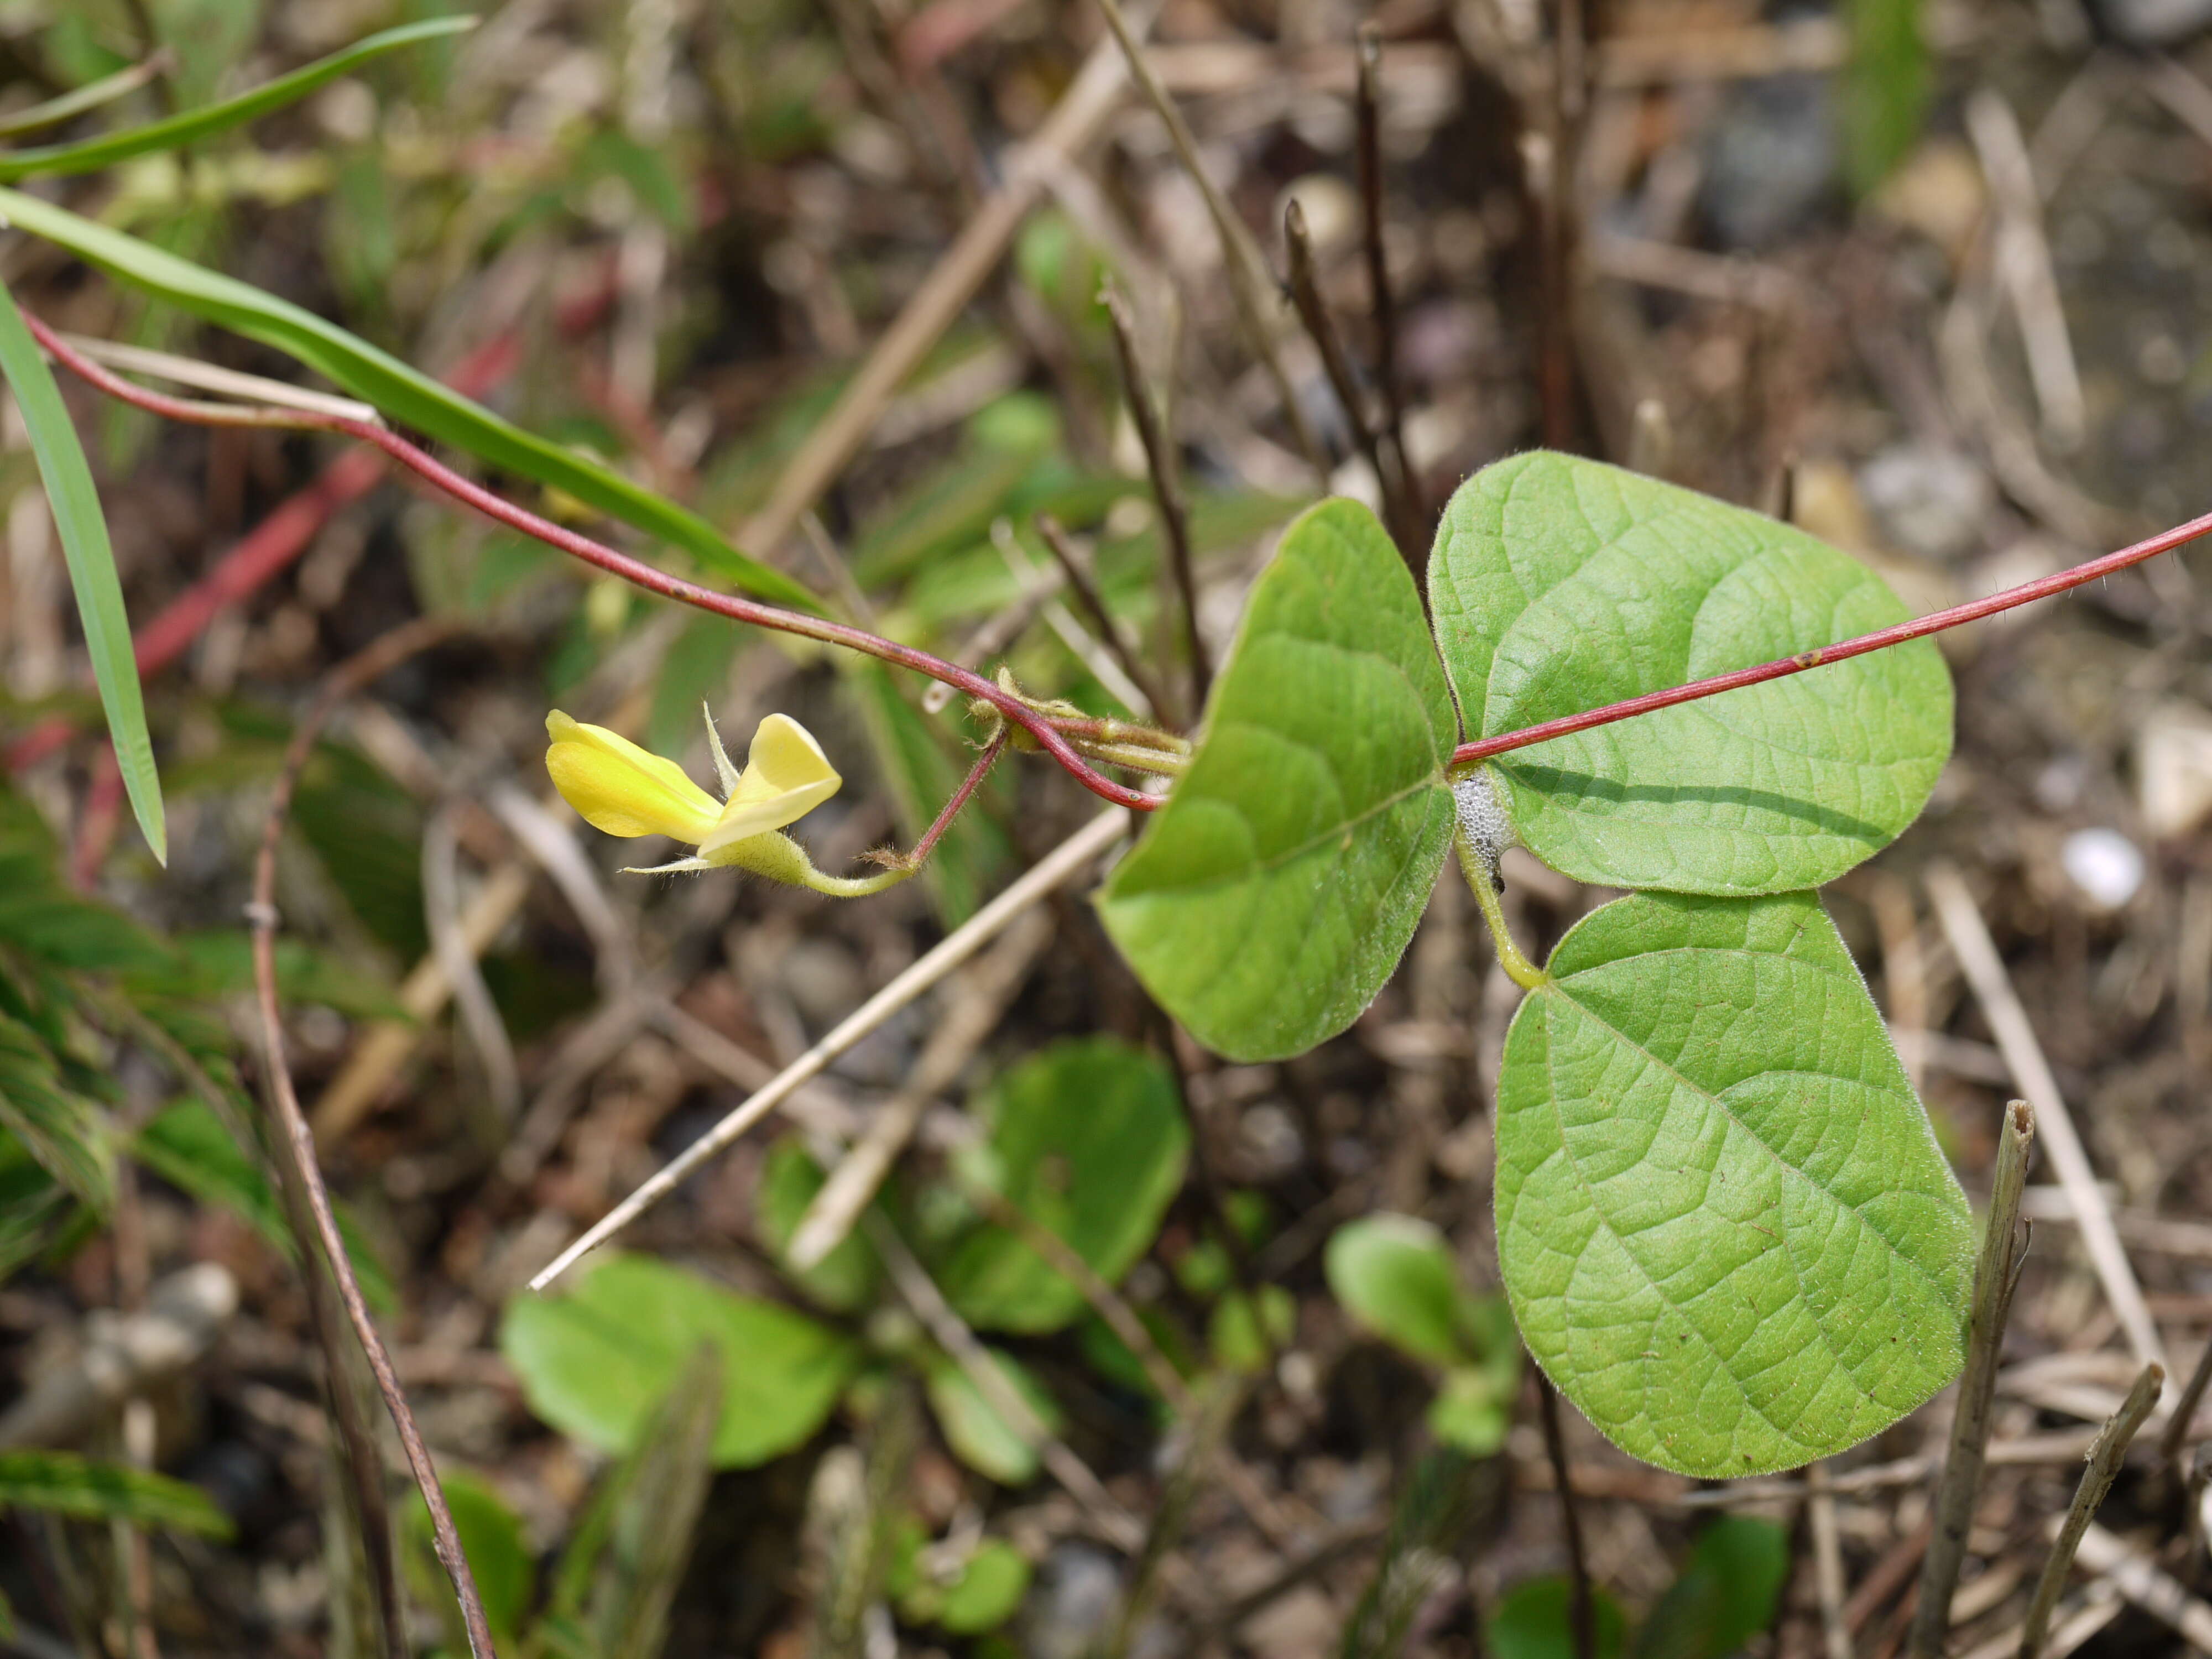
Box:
xmin=33 ymin=310 xmax=2212 ymax=791
xmin=1451 ymin=507 xmax=2212 ymax=769
xmin=23 ymin=311 xmax=1158 ymax=813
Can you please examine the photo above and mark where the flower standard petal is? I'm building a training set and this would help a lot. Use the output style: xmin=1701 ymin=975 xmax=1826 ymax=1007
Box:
xmin=700 ymin=713 xmax=843 ymax=853
xmin=545 ymin=711 xmax=722 ymax=842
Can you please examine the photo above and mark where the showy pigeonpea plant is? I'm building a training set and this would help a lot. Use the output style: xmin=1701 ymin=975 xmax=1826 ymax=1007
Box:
xmin=1100 ymin=452 xmax=1971 ymax=1477
xmin=539 ymin=447 xmax=1976 ymax=1479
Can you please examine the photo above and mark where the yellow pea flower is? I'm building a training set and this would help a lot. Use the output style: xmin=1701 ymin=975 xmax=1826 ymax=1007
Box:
xmin=545 ymin=707 xmax=909 ymax=895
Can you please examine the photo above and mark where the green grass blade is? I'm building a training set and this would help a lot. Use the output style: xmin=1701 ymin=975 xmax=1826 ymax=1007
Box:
xmin=0 ymin=189 xmax=823 ymax=613
xmin=0 ymin=1450 xmax=234 ymax=1538
xmin=0 ymin=55 xmax=169 ymax=143
xmin=0 ymin=19 xmax=477 ymax=183
xmin=0 ymin=277 xmax=164 ymax=864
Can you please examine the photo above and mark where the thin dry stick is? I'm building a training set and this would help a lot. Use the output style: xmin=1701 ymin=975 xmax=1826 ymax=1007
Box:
xmin=530 ymin=807 xmax=1131 ymax=1289
xmin=1281 ymin=199 xmax=1417 ymax=564
xmin=2067 ymin=1524 xmax=2212 ymax=1649
xmin=1927 ymin=865 xmax=2169 ymax=1387
xmin=787 ymin=907 xmax=1056 ymax=1269
xmin=1537 ymin=1371 xmax=1597 ymax=1659
xmin=2157 ymin=1333 xmax=2212 ymax=1475
xmin=246 ymin=618 xmax=497 ymax=1659
xmin=1087 ymin=0 xmax=1326 ymax=479
xmin=1353 ymin=24 xmax=1414 ymax=521
xmin=2017 ymin=1364 xmax=2165 ymax=1659
xmin=867 ymin=1214 xmax=1146 ymax=1551
xmin=1965 ymin=90 xmax=2085 ymax=450
xmin=1034 ymin=513 xmax=1175 ymax=720
xmin=1808 ymin=1462 xmax=1854 ymax=1659
xmin=1909 ymin=1098 xmax=2036 ymax=1659
xmin=990 ymin=519 xmax=1159 ymax=720
xmin=1101 ymin=281 xmax=1209 ymax=712
xmin=735 ymin=14 xmax=1141 ymax=558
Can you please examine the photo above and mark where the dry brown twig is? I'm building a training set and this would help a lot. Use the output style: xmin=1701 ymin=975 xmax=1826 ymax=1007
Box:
xmin=1910 ymin=1099 xmax=2035 ymax=1659
xmin=530 ymin=807 xmax=1133 ymax=1290
xmin=2018 ymin=1366 xmax=2166 ymax=1659
xmin=1101 ymin=279 xmax=1209 ymax=714
xmin=1085 ymin=0 xmax=1326 ymax=482
xmin=246 ymin=616 xmax=498 ymax=1659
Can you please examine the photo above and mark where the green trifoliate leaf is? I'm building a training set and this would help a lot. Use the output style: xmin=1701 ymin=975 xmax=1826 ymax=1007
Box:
xmin=1098 ymin=498 xmax=1457 ymax=1061
xmin=1430 ymin=452 xmax=1952 ymax=894
xmin=1495 ymin=889 xmax=1973 ymax=1477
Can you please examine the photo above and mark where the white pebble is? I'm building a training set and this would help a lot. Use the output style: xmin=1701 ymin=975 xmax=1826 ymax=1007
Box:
xmin=2061 ymin=828 xmax=2145 ymax=910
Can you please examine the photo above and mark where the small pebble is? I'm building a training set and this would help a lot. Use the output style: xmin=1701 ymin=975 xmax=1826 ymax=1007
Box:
xmin=2061 ymin=828 xmax=2145 ymax=910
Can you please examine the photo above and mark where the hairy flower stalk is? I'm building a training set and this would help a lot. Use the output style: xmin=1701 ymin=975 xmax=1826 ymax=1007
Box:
xmin=545 ymin=706 xmax=910 ymax=894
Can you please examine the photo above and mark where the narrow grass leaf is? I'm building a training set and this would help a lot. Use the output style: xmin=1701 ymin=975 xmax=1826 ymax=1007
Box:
xmin=0 ymin=19 xmax=477 ymax=182
xmin=0 ymin=189 xmax=821 ymax=612
xmin=0 ymin=1450 xmax=232 ymax=1538
xmin=0 ymin=276 xmax=163 ymax=862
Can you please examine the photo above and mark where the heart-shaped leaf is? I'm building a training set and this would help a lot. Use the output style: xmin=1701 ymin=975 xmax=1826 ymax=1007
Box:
xmin=1430 ymin=452 xmax=1952 ymax=894
xmin=1495 ymin=889 xmax=1973 ymax=1477
xmin=940 ymin=1037 xmax=1187 ymax=1334
xmin=499 ymin=1254 xmax=858 ymax=1468
xmin=1098 ymin=498 xmax=1458 ymax=1060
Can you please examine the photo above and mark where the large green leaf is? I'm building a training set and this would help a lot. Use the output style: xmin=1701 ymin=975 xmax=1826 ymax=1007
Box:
xmin=1429 ymin=453 xmax=1952 ymax=895
xmin=0 ymin=19 xmax=476 ymax=182
xmin=0 ymin=275 xmax=163 ymax=863
xmin=1098 ymin=498 xmax=1457 ymax=1060
xmin=1496 ymin=890 xmax=1973 ymax=1477
xmin=940 ymin=1037 xmax=1187 ymax=1334
xmin=0 ymin=189 xmax=820 ymax=611
xmin=1324 ymin=1214 xmax=1486 ymax=1369
xmin=1486 ymin=1578 xmax=1626 ymax=1659
xmin=499 ymin=1253 xmax=858 ymax=1468
xmin=921 ymin=1348 xmax=1064 ymax=1486
xmin=0 ymin=1451 xmax=232 ymax=1538
xmin=1630 ymin=1516 xmax=1790 ymax=1659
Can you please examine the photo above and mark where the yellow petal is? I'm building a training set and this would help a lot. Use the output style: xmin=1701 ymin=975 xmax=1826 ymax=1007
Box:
xmin=700 ymin=713 xmax=843 ymax=852
xmin=545 ymin=710 xmax=722 ymax=842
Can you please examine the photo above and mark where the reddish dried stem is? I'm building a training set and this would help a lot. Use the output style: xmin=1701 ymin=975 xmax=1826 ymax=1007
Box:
xmin=23 ymin=310 xmax=1157 ymax=813
xmin=1451 ymin=507 xmax=2212 ymax=770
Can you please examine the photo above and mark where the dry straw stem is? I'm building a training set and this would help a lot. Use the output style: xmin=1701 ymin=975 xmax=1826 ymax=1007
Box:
xmin=2068 ymin=1522 xmax=2212 ymax=1648
xmin=1353 ymin=25 xmax=1413 ymax=519
xmin=1034 ymin=513 xmax=1176 ymax=721
xmin=1964 ymin=90 xmax=2085 ymax=451
xmin=734 ymin=11 xmax=1143 ymax=559
xmin=2018 ymin=1369 xmax=2166 ymax=1659
xmin=1536 ymin=1371 xmax=1598 ymax=1659
xmin=1086 ymin=0 xmax=1326 ymax=482
xmin=248 ymin=618 xmax=499 ymax=1659
xmin=1807 ymin=1462 xmax=1854 ymax=1659
xmin=786 ymin=906 xmax=1056 ymax=1270
xmin=2156 ymin=1329 xmax=2212 ymax=1475
xmin=530 ymin=807 xmax=1131 ymax=1290
xmin=867 ymin=1213 xmax=1147 ymax=1552
xmin=1100 ymin=281 xmax=1208 ymax=713
xmin=1909 ymin=1098 xmax=2035 ymax=1659
xmin=1926 ymin=865 xmax=2170 ymax=1389
xmin=1281 ymin=199 xmax=1417 ymax=564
